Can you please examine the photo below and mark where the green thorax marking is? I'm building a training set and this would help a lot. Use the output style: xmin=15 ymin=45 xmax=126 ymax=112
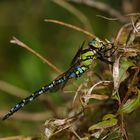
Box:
xmin=80 ymin=50 xmax=95 ymax=66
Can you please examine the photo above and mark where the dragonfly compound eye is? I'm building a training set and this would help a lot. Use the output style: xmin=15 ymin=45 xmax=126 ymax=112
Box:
xmin=88 ymin=38 xmax=101 ymax=49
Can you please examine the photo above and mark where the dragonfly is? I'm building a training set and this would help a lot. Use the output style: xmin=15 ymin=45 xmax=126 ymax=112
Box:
xmin=2 ymin=37 xmax=114 ymax=120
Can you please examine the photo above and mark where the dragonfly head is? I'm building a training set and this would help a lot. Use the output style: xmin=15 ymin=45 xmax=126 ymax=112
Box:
xmin=88 ymin=38 xmax=103 ymax=50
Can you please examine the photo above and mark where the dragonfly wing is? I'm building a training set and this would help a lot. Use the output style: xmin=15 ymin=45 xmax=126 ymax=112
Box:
xmin=60 ymin=63 xmax=79 ymax=90
xmin=50 ymin=61 xmax=79 ymax=92
xmin=70 ymin=41 xmax=85 ymax=66
xmin=59 ymin=41 xmax=86 ymax=89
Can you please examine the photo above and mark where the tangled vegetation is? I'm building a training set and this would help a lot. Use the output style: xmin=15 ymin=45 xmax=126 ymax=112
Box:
xmin=43 ymin=15 xmax=140 ymax=140
xmin=1 ymin=1 xmax=140 ymax=140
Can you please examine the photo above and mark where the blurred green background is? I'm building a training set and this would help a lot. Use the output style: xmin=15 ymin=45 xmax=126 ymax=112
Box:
xmin=0 ymin=0 xmax=140 ymax=139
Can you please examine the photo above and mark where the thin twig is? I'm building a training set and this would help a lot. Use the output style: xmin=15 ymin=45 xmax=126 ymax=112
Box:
xmin=68 ymin=0 xmax=126 ymax=23
xmin=0 ymin=110 xmax=51 ymax=121
xmin=87 ymin=81 xmax=112 ymax=96
xmin=52 ymin=0 xmax=93 ymax=32
xmin=0 ymin=136 xmax=30 ymax=140
xmin=72 ymin=84 xmax=83 ymax=106
xmin=10 ymin=37 xmax=62 ymax=74
xmin=126 ymin=16 xmax=140 ymax=46
xmin=114 ymin=23 xmax=131 ymax=45
xmin=97 ymin=13 xmax=140 ymax=22
xmin=70 ymin=127 xmax=82 ymax=140
xmin=0 ymin=80 xmax=30 ymax=98
xmin=85 ymin=81 xmax=111 ymax=103
xmin=44 ymin=19 xmax=95 ymax=38
xmin=120 ymin=114 xmax=129 ymax=140
xmin=96 ymin=15 xmax=120 ymax=21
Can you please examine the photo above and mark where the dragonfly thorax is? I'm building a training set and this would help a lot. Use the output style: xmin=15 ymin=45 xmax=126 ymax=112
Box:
xmin=80 ymin=49 xmax=96 ymax=66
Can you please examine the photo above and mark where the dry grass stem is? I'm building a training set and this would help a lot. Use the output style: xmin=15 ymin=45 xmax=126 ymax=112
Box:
xmin=0 ymin=111 xmax=51 ymax=121
xmin=10 ymin=37 xmax=62 ymax=74
xmin=0 ymin=80 xmax=30 ymax=98
xmin=69 ymin=0 xmax=126 ymax=23
xmin=44 ymin=19 xmax=95 ymax=38
xmin=52 ymin=0 xmax=93 ymax=32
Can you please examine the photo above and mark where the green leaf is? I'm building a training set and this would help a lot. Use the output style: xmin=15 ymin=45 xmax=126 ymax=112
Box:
xmin=102 ymin=114 xmax=116 ymax=121
xmin=88 ymin=118 xmax=117 ymax=131
xmin=118 ymin=90 xmax=140 ymax=114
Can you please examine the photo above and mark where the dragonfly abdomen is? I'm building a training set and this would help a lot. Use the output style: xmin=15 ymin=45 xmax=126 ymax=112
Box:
xmin=2 ymin=77 xmax=66 ymax=120
xmin=69 ymin=66 xmax=88 ymax=78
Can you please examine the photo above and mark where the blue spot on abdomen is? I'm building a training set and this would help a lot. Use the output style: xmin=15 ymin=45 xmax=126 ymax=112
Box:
xmin=70 ymin=72 xmax=76 ymax=78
